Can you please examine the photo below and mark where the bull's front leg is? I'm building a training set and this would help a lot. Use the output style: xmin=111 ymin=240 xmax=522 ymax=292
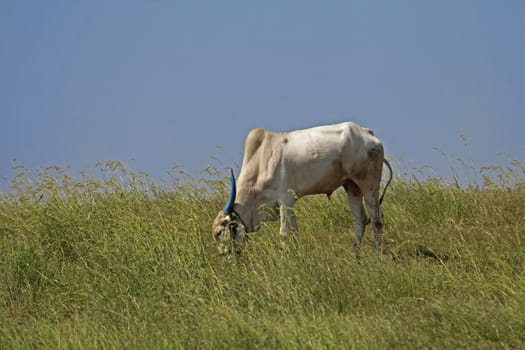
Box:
xmin=279 ymin=200 xmax=298 ymax=238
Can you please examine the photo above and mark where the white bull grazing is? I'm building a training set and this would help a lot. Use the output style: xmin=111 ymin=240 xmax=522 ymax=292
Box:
xmin=212 ymin=121 xmax=392 ymax=256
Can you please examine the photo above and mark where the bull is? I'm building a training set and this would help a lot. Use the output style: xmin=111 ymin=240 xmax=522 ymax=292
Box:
xmin=212 ymin=121 xmax=392 ymax=256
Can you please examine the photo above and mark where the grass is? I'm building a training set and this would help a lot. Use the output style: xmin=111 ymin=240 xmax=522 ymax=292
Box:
xmin=1 ymin=155 xmax=524 ymax=349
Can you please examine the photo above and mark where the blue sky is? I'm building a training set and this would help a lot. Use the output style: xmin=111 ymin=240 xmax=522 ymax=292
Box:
xmin=1 ymin=1 xmax=524 ymax=184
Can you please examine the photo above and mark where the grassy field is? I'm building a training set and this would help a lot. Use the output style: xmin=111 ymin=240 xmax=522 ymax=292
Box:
xmin=1 ymin=157 xmax=524 ymax=349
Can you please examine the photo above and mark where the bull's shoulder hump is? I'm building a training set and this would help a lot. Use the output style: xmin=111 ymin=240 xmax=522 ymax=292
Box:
xmin=246 ymin=127 xmax=267 ymax=140
xmin=244 ymin=128 xmax=269 ymax=161
xmin=245 ymin=128 xmax=269 ymax=147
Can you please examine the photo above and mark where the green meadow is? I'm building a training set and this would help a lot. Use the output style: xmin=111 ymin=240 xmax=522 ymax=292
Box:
xmin=1 ymin=155 xmax=524 ymax=349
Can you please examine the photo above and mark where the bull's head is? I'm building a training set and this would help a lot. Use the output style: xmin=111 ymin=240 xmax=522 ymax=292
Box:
xmin=212 ymin=169 xmax=246 ymax=255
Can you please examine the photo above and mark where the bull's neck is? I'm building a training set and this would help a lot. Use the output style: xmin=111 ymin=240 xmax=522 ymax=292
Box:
xmin=232 ymin=201 xmax=256 ymax=233
xmin=232 ymin=187 xmax=261 ymax=233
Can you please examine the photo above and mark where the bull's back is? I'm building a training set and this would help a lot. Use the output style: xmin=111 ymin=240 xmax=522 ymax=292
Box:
xmin=239 ymin=122 xmax=382 ymax=197
xmin=283 ymin=122 xmax=372 ymax=164
xmin=281 ymin=122 xmax=381 ymax=196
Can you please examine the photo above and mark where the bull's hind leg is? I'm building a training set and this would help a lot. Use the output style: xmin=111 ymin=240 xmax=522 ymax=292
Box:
xmin=344 ymin=181 xmax=369 ymax=257
xmin=364 ymin=192 xmax=384 ymax=255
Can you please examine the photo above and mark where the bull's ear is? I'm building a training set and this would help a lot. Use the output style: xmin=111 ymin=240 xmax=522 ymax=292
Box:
xmin=223 ymin=168 xmax=236 ymax=213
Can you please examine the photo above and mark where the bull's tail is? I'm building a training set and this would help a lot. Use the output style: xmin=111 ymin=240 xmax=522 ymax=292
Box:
xmin=379 ymin=159 xmax=393 ymax=205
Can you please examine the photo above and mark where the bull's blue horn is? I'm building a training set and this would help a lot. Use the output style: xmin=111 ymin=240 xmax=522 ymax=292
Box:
xmin=223 ymin=168 xmax=236 ymax=213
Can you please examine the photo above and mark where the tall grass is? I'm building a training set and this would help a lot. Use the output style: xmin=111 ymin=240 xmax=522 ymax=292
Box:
xmin=1 ymin=155 xmax=524 ymax=349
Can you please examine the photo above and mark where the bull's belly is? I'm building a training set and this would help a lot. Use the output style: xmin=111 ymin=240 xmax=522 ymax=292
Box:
xmin=290 ymin=167 xmax=348 ymax=198
xmin=296 ymin=179 xmax=345 ymax=197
